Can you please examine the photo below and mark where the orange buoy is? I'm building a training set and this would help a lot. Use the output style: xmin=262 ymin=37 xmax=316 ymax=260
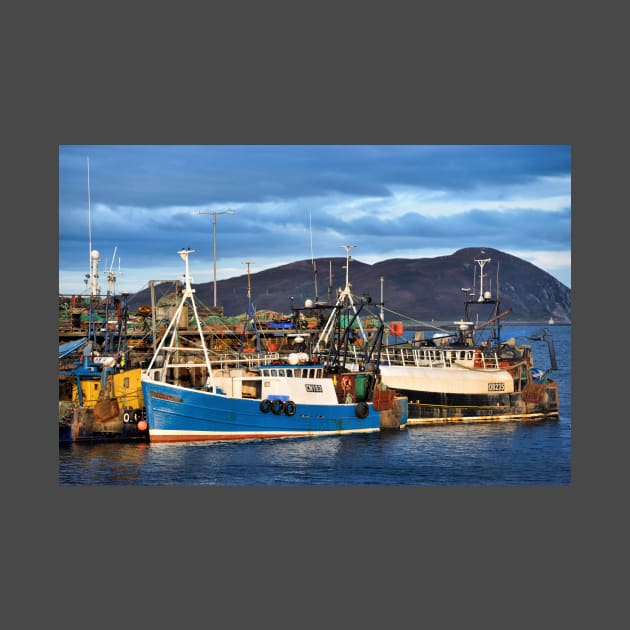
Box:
xmin=137 ymin=420 xmax=148 ymax=431
xmin=390 ymin=321 xmax=403 ymax=337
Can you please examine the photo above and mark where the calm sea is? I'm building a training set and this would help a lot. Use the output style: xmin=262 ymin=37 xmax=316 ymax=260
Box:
xmin=58 ymin=324 xmax=571 ymax=486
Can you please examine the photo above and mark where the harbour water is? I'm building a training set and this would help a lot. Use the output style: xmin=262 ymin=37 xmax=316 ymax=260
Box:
xmin=58 ymin=324 xmax=571 ymax=486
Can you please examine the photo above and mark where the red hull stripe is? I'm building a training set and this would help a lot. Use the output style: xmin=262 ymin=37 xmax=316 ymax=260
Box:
xmin=148 ymin=428 xmax=379 ymax=442
xmin=150 ymin=432 xmax=308 ymax=442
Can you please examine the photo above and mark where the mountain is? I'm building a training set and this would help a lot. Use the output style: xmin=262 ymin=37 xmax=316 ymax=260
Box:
xmin=128 ymin=247 xmax=571 ymax=323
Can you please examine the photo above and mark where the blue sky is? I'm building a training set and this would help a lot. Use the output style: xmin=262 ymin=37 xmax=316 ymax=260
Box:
xmin=58 ymin=145 xmax=571 ymax=294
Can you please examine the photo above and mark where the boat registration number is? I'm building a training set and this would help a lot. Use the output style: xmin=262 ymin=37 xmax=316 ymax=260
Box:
xmin=488 ymin=382 xmax=505 ymax=392
xmin=305 ymin=384 xmax=323 ymax=392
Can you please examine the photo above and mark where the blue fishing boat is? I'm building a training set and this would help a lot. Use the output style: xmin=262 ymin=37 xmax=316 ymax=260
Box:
xmin=141 ymin=249 xmax=403 ymax=442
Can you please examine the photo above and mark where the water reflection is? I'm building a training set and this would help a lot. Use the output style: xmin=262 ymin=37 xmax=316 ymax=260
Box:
xmin=59 ymin=442 xmax=150 ymax=485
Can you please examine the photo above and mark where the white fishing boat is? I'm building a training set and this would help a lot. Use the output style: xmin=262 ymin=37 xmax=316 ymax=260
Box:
xmin=378 ymin=255 xmax=560 ymax=424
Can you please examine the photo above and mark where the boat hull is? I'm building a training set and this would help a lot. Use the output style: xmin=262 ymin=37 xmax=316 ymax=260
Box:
xmin=58 ymin=402 xmax=149 ymax=443
xmin=141 ymin=379 xmax=382 ymax=442
xmin=397 ymin=380 xmax=559 ymax=425
xmin=59 ymin=367 xmax=148 ymax=443
xmin=379 ymin=364 xmax=515 ymax=395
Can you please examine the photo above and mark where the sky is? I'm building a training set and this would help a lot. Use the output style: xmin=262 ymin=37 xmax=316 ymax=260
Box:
xmin=58 ymin=145 xmax=571 ymax=295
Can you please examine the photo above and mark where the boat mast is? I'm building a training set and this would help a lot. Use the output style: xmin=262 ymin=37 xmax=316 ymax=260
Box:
xmin=241 ymin=261 xmax=261 ymax=352
xmin=313 ymin=245 xmax=367 ymax=354
xmin=380 ymin=276 xmax=384 ymax=323
xmin=145 ymin=249 xmax=214 ymax=387
xmin=84 ymin=157 xmax=101 ymax=351
xmin=468 ymin=256 xmax=503 ymax=348
xmin=476 ymin=257 xmax=491 ymax=302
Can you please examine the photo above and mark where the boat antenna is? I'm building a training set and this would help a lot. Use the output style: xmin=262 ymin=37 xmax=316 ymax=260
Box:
xmin=85 ymin=156 xmax=101 ymax=297
xmin=328 ymin=260 xmax=333 ymax=304
xmin=496 ymin=259 xmax=501 ymax=344
xmin=106 ymin=246 xmax=118 ymax=296
xmin=84 ymin=157 xmax=99 ymax=352
xmin=87 ymin=156 xmax=92 ymax=276
xmin=309 ymin=211 xmax=319 ymax=302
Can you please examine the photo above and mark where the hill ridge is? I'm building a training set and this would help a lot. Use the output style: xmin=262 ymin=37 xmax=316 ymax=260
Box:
xmin=129 ymin=247 xmax=571 ymax=322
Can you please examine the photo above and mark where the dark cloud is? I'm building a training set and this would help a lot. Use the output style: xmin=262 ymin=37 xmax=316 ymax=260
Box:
xmin=59 ymin=145 xmax=571 ymax=208
xmin=59 ymin=145 xmax=572 ymax=290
